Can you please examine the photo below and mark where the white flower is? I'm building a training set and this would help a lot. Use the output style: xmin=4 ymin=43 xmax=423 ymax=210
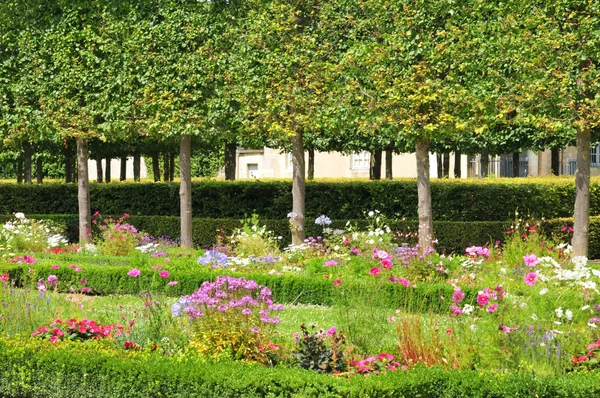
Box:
xmin=500 ymin=268 xmax=507 ymax=274
xmin=555 ymin=307 xmax=563 ymax=318
xmin=333 ymin=245 xmax=340 ymax=251
xmin=588 ymin=322 xmax=598 ymax=328
xmin=531 ymin=313 xmax=538 ymax=321
xmin=469 ymin=324 xmax=478 ymax=332
xmin=463 ymin=304 xmax=474 ymax=315
xmin=14 ymin=212 xmax=25 ymax=220
xmin=539 ymin=288 xmax=548 ymax=295
xmin=368 ymin=211 xmax=374 ymax=217
xmin=554 ymin=321 xmax=562 ymax=325
xmin=565 ymin=309 xmax=573 ymax=321
xmin=582 ymin=305 xmax=590 ymax=311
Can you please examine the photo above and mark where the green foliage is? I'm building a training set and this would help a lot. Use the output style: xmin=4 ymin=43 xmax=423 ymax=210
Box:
xmin=292 ymin=323 xmax=346 ymax=374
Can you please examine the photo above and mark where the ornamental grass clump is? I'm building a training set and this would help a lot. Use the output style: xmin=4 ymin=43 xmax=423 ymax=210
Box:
xmin=175 ymin=276 xmax=284 ymax=364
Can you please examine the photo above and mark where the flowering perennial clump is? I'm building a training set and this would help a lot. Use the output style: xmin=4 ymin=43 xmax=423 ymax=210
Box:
xmin=32 ymin=318 xmax=128 ymax=343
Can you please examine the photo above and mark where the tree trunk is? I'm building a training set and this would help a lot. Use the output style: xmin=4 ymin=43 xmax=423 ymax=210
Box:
xmin=416 ymin=138 xmax=433 ymax=250
xmin=307 ymin=147 xmax=315 ymax=180
xmin=77 ymin=138 xmax=91 ymax=244
xmin=551 ymin=147 xmax=560 ymax=176
xmin=442 ymin=153 xmax=450 ymax=178
xmin=290 ymin=130 xmax=305 ymax=245
xmin=36 ymin=156 xmax=43 ymax=184
xmin=512 ymin=152 xmax=520 ymax=178
xmin=16 ymin=157 xmax=23 ymax=184
xmin=385 ymin=148 xmax=393 ymax=180
xmin=23 ymin=143 xmax=32 ymax=184
xmin=151 ymin=153 xmax=160 ymax=182
xmin=179 ymin=135 xmax=193 ymax=248
xmin=454 ymin=151 xmax=461 ymax=178
xmin=96 ymin=159 xmax=103 ymax=183
xmin=169 ymin=152 xmax=175 ymax=181
xmin=133 ymin=149 xmax=141 ymax=182
xmin=573 ymin=128 xmax=590 ymax=257
xmin=163 ymin=152 xmax=170 ymax=182
xmin=480 ymin=149 xmax=489 ymax=177
xmin=224 ymin=142 xmax=237 ymax=181
xmin=369 ymin=149 xmax=382 ymax=180
xmin=105 ymin=157 xmax=111 ymax=183
xmin=65 ymin=145 xmax=75 ymax=183
xmin=120 ymin=156 xmax=127 ymax=181
xmin=436 ymin=154 xmax=443 ymax=178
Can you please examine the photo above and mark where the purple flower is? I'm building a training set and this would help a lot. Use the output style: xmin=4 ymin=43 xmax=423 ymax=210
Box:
xmin=315 ymin=215 xmax=332 ymax=226
xmin=47 ymin=275 xmax=58 ymax=286
xmin=452 ymin=290 xmax=465 ymax=303
xmin=242 ymin=308 xmax=252 ymax=316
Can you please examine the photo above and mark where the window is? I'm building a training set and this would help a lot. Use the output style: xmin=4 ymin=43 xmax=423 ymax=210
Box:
xmin=247 ymin=164 xmax=258 ymax=179
xmin=352 ymin=151 xmax=370 ymax=169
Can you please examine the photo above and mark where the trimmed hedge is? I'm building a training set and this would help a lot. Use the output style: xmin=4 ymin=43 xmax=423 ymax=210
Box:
xmin=0 ymin=178 xmax=593 ymax=221
xmin=1 ymin=338 xmax=600 ymax=397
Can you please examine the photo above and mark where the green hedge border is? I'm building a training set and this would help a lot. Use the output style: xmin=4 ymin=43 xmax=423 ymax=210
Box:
xmin=0 ymin=338 xmax=599 ymax=398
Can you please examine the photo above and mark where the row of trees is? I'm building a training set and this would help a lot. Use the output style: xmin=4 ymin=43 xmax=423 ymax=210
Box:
xmin=1 ymin=0 xmax=598 ymax=255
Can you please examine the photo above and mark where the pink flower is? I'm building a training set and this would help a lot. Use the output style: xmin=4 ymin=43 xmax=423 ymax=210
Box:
xmin=326 ymin=327 xmax=337 ymax=335
xmin=50 ymin=265 xmax=60 ymax=270
xmin=127 ymin=269 xmax=141 ymax=278
xmin=81 ymin=287 xmax=91 ymax=293
xmin=476 ymin=294 xmax=489 ymax=307
xmin=80 ymin=279 xmax=87 ymax=284
xmin=449 ymin=305 xmax=462 ymax=316
xmin=501 ymin=325 xmax=518 ymax=333
xmin=0 ymin=273 xmax=8 ymax=281
xmin=390 ymin=276 xmax=410 ymax=287
xmin=324 ymin=260 xmax=338 ymax=267
xmin=486 ymin=303 xmax=498 ymax=313
xmin=165 ymin=258 xmax=171 ymax=262
xmin=74 ymin=267 xmax=82 ymax=273
xmin=333 ymin=279 xmax=342 ymax=287
xmin=452 ymin=290 xmax=465 ymax=303
xmin=167 ymin=281 xmax=178 ymax=286
xmin=47 ymin=275 xmax=58 ymax=286
xmin=446 ymin=329 xmax=452 ymax=334
xmin=369 ymin=267 xmax=382 ymax=277
xmin=378 ymin=353 xmax=394 ymax=361
xmin=49 ymin=336 xmax=59 ymax=343
xmin=159 ymin=271 xmax=170 ymax=279
xmin=523 ymin=254 xmax=540 ymax=267
xmin=524 ymin=272 xmax=537 ymax=286
xmin=343 ymin=237 xmax=350 ymax=244
xmin=350 ymin=247 xmax=361 ymax=256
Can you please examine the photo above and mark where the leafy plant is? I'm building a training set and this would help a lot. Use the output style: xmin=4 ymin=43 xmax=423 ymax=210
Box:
xmin=292 ymin=323 xmax=346 ymax=373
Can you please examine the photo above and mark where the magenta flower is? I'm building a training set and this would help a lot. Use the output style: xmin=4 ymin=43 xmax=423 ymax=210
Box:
xmin=449 ymin=305 xmax=462 ymax=316
xmin=324 ymin=260 xmax=338 ymax=267
xmin=80 ymin=279 xmax=87 ymax=285
xmin=476 ymin=294 xmax=489 ymax=307
xmin=369 ymin=267 xmax=382 ymax=277
xmin=159 ymin=271 xmax=170 ymax=279
xmin=333 ymin=279 xmax=342 ymax=287
xmin=167 ymin=281 xmax=178 ymax=286
xmin=81 ymin=287 xmax=91 ymax=293
xmin=127 ymin=269 xmax=141 ymax=278
xmin=47 ymin=275 xmax=58 ymax=286
xmin=452 ymin=290 xmax=465 ymax=303
xmin=0 ymin=273 xmax=8 ymax=281
xmin=524 ymin=272 xmax=537 ymax=286
xmin=486 ymin=303 xmax=498 ymax=313
xmin=326 ymin=327 xmax=337 ymax=335
xmin=523 ymin=254 xmax=540 ymax=267
xmin=50 ymin=265 xmax=60 ymax=270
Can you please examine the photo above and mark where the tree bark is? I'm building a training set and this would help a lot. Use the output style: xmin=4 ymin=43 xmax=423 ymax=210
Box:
xmin=16 ymin=157 xmax=23 ymax=184
xmin=179 ymin=135 xmax=193 ymax=248
xmin=442 ymin=153 xmax=450 ymax=178
xmin=512 ymin=152 xmax=520 ymax=178
xmin=120 ymin=156 xmax=127 ymax=181
xmin=65 ymin=145 xmax=75 ymax=183
xmin=77 ymin=138 xmax=91 ymax=244
xmin=436 ymin=154 xmax=443 ymax=178
xmin=151 ymin=153 xmax=161 ymax=182
xmin=454 ymin=151 xmax=461 ymax=178
xmin=416 ymin=138 xmax=433 ymax=250
xmin=104 ymin=157 xmax=111 ymax=183
xmin=290 ymin=130 xmax=305 ymax=245
xmin=307 ymin=147 xmax=315 ymax=180
xmin=36 ymin=156 xmax=43 ymax=184
xmin=133 ymin=149 xmax=141 ymax=182
xmin=573 ymin=128 xmax=590 ymax=257
xmin=96 ymin=159 xmax=103 ymax=183
xmin=169 ymin=152 xmax=175 ymax=181
xmin=551 ymin=147 xmax=560 ymax=176
xmin=369 ymin=149 xmax=382 ymax=180
xmin=224 ymin=142 xmax=237 ymax=181
xmin=23 ymin=143 xmax=32 ymax=184
xmin=385 ymin=148 xmax=393 ymax=180
xmin=163 ymin=152 xmax=170 ymax=182
xmin=480 ymin=149 xmax=489 ymax=177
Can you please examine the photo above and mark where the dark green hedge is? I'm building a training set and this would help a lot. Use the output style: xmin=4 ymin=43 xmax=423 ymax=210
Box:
xmin=1 ymin=339 xmax=599 ymax=397
xmin=0 ymin=179 xmax=590 ymax=221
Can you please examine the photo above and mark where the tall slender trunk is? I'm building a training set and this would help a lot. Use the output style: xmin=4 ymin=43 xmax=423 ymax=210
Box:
xmin=133 ymin=149 xmax=141 ymax=182
xmin=385 ymin=148 xmax=393 ymax=180
xmin=179 ymin=135 xmax=193 ymax=248
xmin=436 ymin=154 xmax=443 ymax=178
xmin=512 ymin=153 xmax=520 ymax=178
xmin=16 ymin=156 xmax=23 ymax=184
xmin=307 ymin=147 xmax=315 ymax=180
xmin=416 ymin=138 xmax=433 ymax=250
xmin=169 ymin=152 xmax=175 ymax=181
xmin=77 ymin=138 xmax=91 ymax=244
xmin=96 ymin=159 xmax=103 ymax=183
xmin=36 ymin=156 xmax=43 ymax=184
xmin=291 ymin=130 xmax=305 ymax=245
xmin=163 ymin=152 xmax=170 ymax=182
xmin=480 ymin=149 xmax=489 ymax=177
xmin=369 ymin=149 xmax=382 ymax=180
xmin=65 ymin=144 xmax=75 ymax=183
xmin=104 ymin=157 xmax=111 ymax=183
xmin=152 ymin=153 xmax=160 ymax=182
xmin=23 ymin=143 xmax=32 ymax=184
xmin=551 ymin=147 xmax=560 ymax=176
xmin=454 ymin=151 xmax=461 ymax=178
xmin=120 ymin=156 xmax=127 ymax=181
xmin=442 ymin=153 xmax=450 ymax=178
xmin=224 ymin=142 xmax=237 ymax=181
xmin=573 ymin=128 xmax=590 ymax=257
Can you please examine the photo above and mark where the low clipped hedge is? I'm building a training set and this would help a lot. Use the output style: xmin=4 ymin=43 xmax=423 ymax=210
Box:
xmin=0 ymin=178 xmax=593 ymax=221
xmin=1 ymin=338 xmax=599 ymax=397
xmin=0 ymin=262 xmax=461 ymax=310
